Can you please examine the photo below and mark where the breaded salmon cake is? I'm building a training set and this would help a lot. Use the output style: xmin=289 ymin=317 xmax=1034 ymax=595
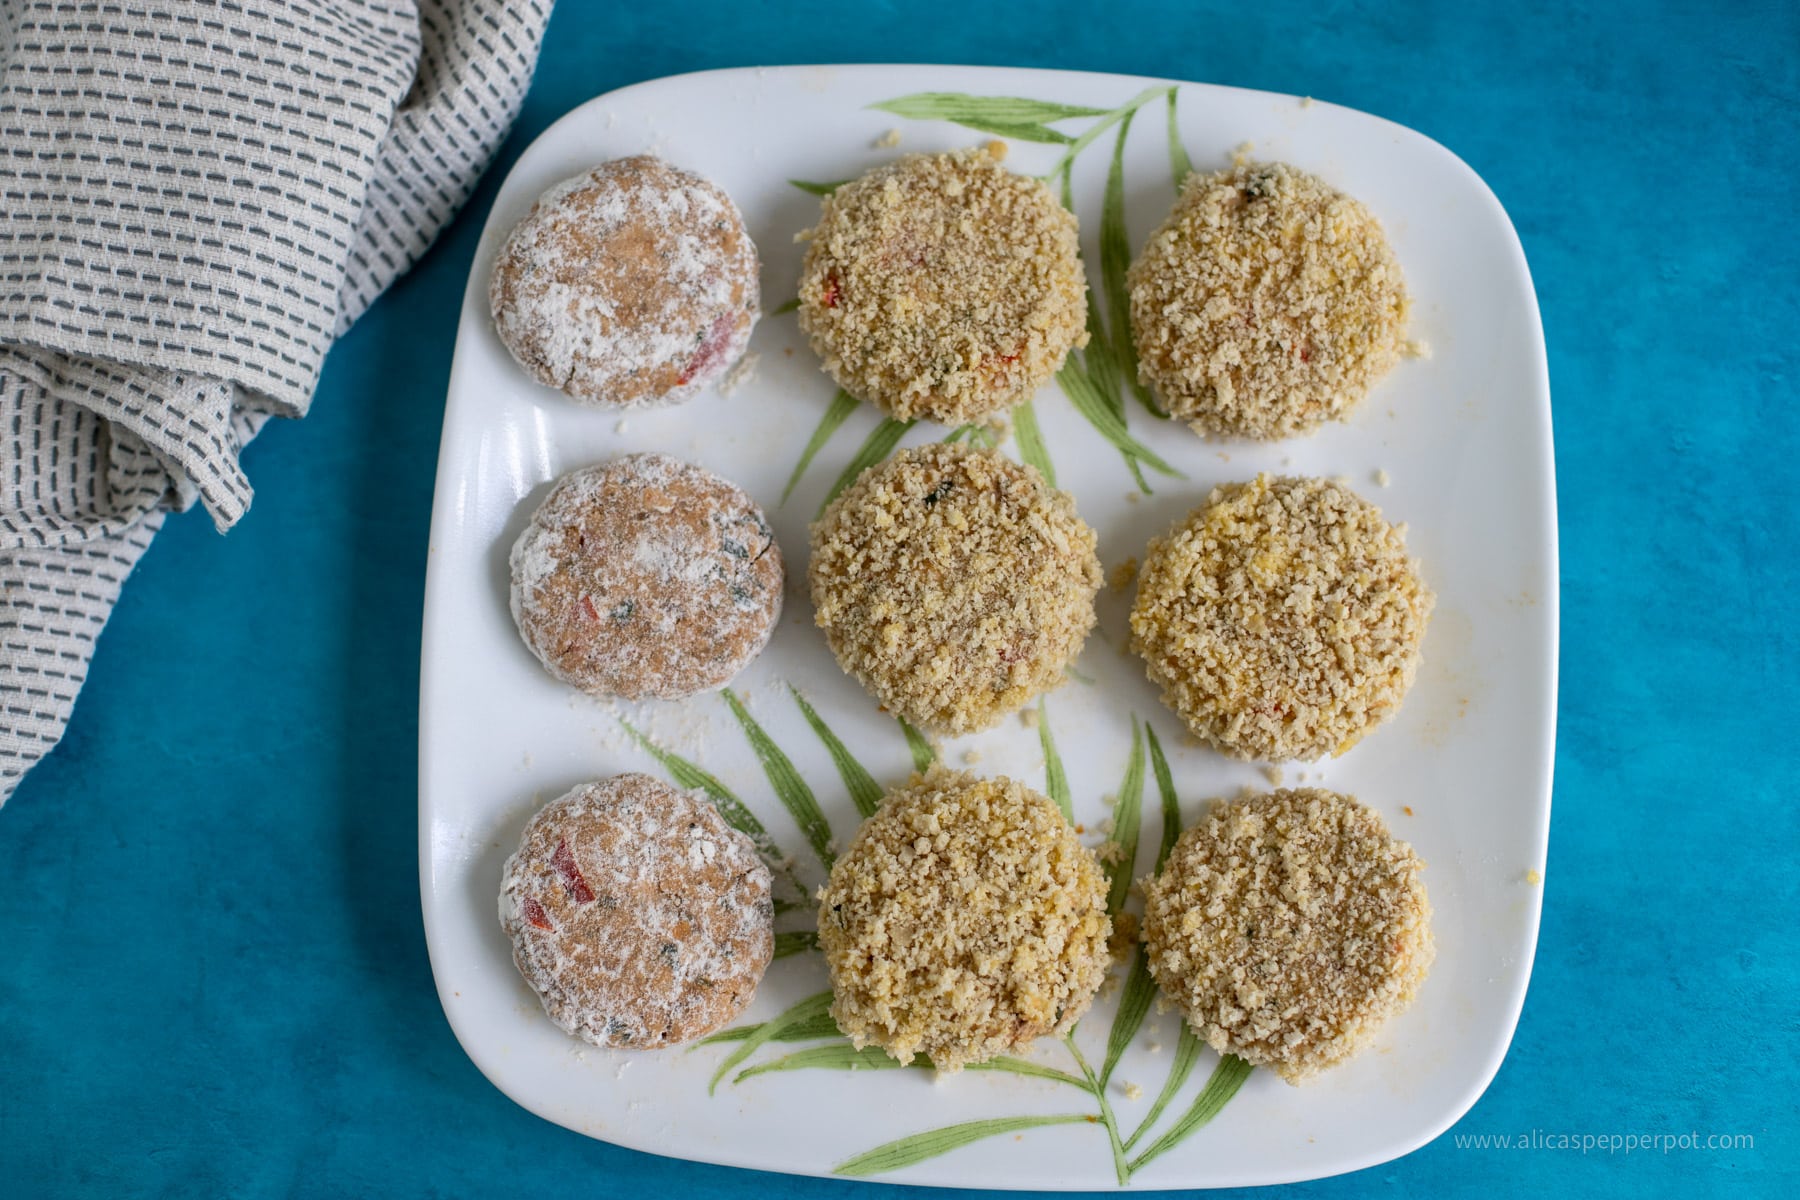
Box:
xmin=1141 ymin=788 xmax=1433 ymax=1083
xmin=809 ymin=443 xmax=1100 ymax=734
xmin=818 ymin=769 xmax=1111 ymax=1071
xmin=1129 ymin=161 xmax=1408 ymax=438
xmin=798 ymin=146 xmax=1087 ymax=425
xmin=1130 ymin=475 xmax=1431 ymax=762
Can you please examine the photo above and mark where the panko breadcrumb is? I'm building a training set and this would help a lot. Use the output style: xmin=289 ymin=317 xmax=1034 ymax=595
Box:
xmin=1128 ymin=162 xmax=1408 ymax=439
xmin=797 ymin=147 xmax=1088 ymax=424
xmin=1129 ymin=475 xmax=1431 ymax=761
xmin=1141 ymin=788 xmax=1433 ymax=1083
xmin=818 ymin=770 xmax=1111 ymax=1071
xmin=809 ymin=443 xmax=1101 ymax=734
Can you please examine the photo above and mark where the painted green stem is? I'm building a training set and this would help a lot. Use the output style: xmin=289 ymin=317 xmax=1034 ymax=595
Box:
xmin=1063 ymin=1032 xmax=1130 ymax=1187
xmin=709 ymin=990 xmax=834 ymax=1095
xmin=782 ymin=389 xmax=859 ymax=503
xmin=1122 ymin=1023 xmax=1203 ymax=1152
xmin=834 ymin=1114 xmax=1097 ymax=1178
xmin=790 ymin=685 xmax=884 ymax=819
xmin=1036 ymin=698 xmax=1072 ymax=822
xmin=1126 ymin=1053 xmax=1255 ymax=1174
xmin=722 ymin=689 xmax=835 ymax=870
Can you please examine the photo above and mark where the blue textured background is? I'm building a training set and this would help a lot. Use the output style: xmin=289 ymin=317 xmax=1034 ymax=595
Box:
xmin=2 ymin=1 xmax=1795 ymax=1195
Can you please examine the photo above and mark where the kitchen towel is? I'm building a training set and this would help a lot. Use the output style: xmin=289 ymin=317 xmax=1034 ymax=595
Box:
xmin=0 ymin=0 xmax=553 ymax=803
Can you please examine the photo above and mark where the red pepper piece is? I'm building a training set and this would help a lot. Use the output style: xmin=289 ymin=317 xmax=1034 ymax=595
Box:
xmin=677 ymin=312 xmax=738 ymax=386
xmin=520 ymin=895 xmax=554 ymax=931
xmin=551 ymin=838 xmax=595 ymax=904
xmin=580 ymin=595 xmax=600 ymax=622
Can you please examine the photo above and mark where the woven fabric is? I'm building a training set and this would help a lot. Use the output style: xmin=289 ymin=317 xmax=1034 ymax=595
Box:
xmin=0 ymin=0 xmax=552 ymax=802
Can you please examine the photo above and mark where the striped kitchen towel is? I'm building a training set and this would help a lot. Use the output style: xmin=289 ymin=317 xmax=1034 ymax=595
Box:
xmin=0 ymin=0 xmax=554 ymax=804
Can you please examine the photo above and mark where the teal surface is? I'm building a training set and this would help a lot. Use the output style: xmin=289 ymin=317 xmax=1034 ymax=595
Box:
xmin=2 ymin=0 xmax=1796 ymax=1195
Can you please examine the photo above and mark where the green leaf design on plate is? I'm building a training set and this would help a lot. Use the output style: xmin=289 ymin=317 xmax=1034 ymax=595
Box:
xmin=1103 ymin=949 xmax=1158 ymax=1092
xmin=771 ymin=297 xmax=801 ymax=316
xmin=722 ymin=689 xmax=835 ymax=870
xmin=869 ymin=94 xmax=1110 ymax=144
xmin=709 ymin=989 xmax=834 ymax=1095
xmin=1097 ymin=719 xmax=1148 ymax=1088
xmin=790 ymin=178 xmax=848 ymax=195
xmin=1102 ymin=717 xmax=1145 ymax=917
xmin=1146 ymin=722 xmax=1181 ymax=868
xmin=791 ymin=685 xmax=883 ymax=819
xmin=1127 ymin=1053 xmax=1254 ymax=1173
xmin=872 ymin=94 xmax=1112 ymax=123
xmin=819 ymin=416 xmax=915 ymax=517
xmin=943 ymin=422 xmax=999 ymax=449
xmin=619 ymin=718 xmax=804 ymax=899
xmin=967 ymin=1055 xmax=1090 ymax=1089
xmin=773 ymin=930 xmax=819 ymax=959
xmin=1043 ymin=85 xmax=1168 ymax=181
xmin=1110 ymin=725 xmax=1185 ymax=1098
xmin=1122 ymin=1023 xmax=1204 ymax=1152
xmin=736 ymin=1041 xmax=905 ymax=1082
xmin=899 ymin=717 xmax=935 ymax=774
xmin=1036 ymin=698 xmax=1072 ymax=822
xmin=1165 ymin=87 xmax=1193 ymax=189
xmin=1062 ymin=1031 xmax=1129 ymax=1185
xmin=727 ymin=1040 xmax=1090 ymax=1089
xmin=1055 ymin=360 xmax=1179 ymax=492
xmin=782 ymin=389 xmax=859 ymax=504
xmin=1100 ymin=110 xmax=1166 ymax=419
xmin=1011 ymin=397 xmax=1054 ymax=485
xmin=697 ymin=1010 xmax=842 ymax=1046
xmin=964 ymin=120 xmax=1076 ymax=144
xmin=835 ymin=1114 xmax=1097 ymax=1178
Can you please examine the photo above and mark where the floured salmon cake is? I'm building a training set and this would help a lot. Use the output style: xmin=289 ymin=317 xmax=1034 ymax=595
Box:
xmin=490 ymin=155 xmax=759 ymax=407
xmin=499 ymin=773 xmax=774 ymax=1048
xmin=510 ymin=453 xmax=782 ymax=700
xmin=818 ymin=769 xmax=1111 ymax=1071
xmin=797 ymin=145 xmax=1087 ymax=424
xmin=1141 ymin=788 xmax=1433 ymax=1083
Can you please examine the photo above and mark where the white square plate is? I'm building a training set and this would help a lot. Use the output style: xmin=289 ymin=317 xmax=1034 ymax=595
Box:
xmin=419 ymin=64 xmax=1556 ymax=1189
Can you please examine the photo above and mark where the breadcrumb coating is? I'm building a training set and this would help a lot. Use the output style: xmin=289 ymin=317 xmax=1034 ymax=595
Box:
xmin=1141 ymin=788 xmax=1433 ymax=1083
xmin=1130 ymin=475 xmax=1431 ymax=762
xmin=809 ymin=443 xmax=1101 ymax=734
xmin=1128 ymin=162 xmax=1408 ymax=439
xmin=818 ymin=769 xmax=1112 ymax=1071
xmin=797 ymin=147 xmax=1088 ymax=424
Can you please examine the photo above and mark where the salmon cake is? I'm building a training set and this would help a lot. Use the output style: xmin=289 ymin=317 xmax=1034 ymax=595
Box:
xmin=490 ymin=155 xmax=759 ymax=408
xmin=510 ymin=453 xmax=783 ymax=700
xmin=797 ymin=145 xmax=1087 ymax=424
xmin=809 ymin=442 xmax=1101 ymax=734
xmin=818 ymin=769 xmax=1111 ymax=1071
xmin=1128 ymin=161 xmax=1408 ymax=439
xmin=1129 ymin=475 xmax=1431 ymax=762
xmin=499 ymin=773 xmax=774 ymax=1048
xmin=1141 ymin=788 xmax=1433 ymax=1083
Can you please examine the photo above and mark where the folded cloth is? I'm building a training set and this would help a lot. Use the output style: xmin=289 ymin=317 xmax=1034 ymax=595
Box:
xmin=0 ymin=0 xmax=554 ymax=803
